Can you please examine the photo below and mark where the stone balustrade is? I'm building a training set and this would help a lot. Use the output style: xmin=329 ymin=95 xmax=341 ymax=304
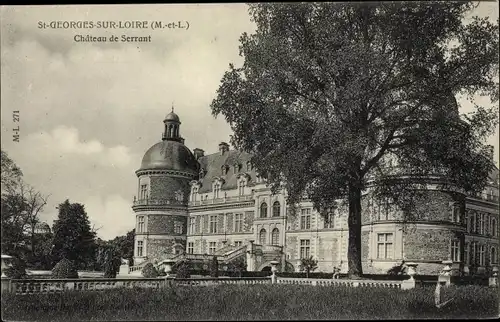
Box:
xmin=189 ymin=195 xmax=253 ymax=206
xmin=2 ymin=275 xmax=412 ymax=295
xmin=276 ymin=278 xmax=403 ymax=288
xmin=4 ymin=278 xmax=166 ymax=295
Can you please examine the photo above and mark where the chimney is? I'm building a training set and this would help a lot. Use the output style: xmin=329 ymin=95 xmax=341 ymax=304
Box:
xmin=193 ymin=148 xmax=205 ymax=160
xmin=219 ymin=142 xmax=229 ymax=155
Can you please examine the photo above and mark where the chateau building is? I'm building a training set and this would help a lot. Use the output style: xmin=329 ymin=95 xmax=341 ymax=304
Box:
xmin=132 ymin=110 xmax=499 ymax=275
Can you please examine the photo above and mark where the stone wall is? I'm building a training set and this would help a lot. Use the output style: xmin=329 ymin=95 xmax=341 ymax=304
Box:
xmin=147 ymin=213 xmax=187 ymax=235
xmin=149 ymin=175 xmax=191 ymax=202
xmin=146 ymin=237 xmax=186 ymax=262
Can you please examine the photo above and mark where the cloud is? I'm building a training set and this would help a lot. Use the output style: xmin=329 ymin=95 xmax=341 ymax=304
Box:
xmin=21 ymin=125 xmax=135 ymax=168
xmin=83 ymin=194 xmax=136 ymax=240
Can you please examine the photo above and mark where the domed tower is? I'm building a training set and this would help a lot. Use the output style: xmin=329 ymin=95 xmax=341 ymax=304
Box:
xmin=132 ymin=108 xmax=199 ymax=265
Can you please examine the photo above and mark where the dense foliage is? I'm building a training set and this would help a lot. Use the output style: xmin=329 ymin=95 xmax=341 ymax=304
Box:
xmin=209 ymin=256 xmax=219 ymax=278
xmin=51 ymin=200 xmax=97 ymax=269
xmin=299 ymin=256 xmax=319 ymax=278
xmin=142 ymin=263 xmax=159 ymax=278
xmin=3 ymin=257 xmax=27 ymax=279
xmin=211 ymin=2 xmax=499 ymax=277
xmin=2 ymin=285 xmax=497 ymax=320
xmin=51 ymin=258 xmax=79 ymax=279
xmin=1 ymin=151 xmax=50 ymax=269
xmin=175 ymin=260 xmax=191 ymax=279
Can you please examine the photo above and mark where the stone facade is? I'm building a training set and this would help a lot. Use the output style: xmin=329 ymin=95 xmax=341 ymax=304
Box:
xmin=133 ymin=113 xmax=499 ymax=275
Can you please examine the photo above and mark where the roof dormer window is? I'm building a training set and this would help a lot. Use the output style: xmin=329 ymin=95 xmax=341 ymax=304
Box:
xmin=222 ymin=165 xmax=229 ymax=176
xmin=199 ymin=168 xmax=206 ymax=179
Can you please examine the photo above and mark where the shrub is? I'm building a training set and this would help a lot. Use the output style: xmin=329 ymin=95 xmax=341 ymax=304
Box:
xmin=51 ymin=259 xmax=78 ymax=279
xmin=209 ymin=256 xmax=219 ymax=278
xmin=142 ymin=263 xmax=158 ymax=278
xmin=176 ymin=261 xmax=191 ymax=279
xmin=299 ymin=256 xmax=318 ymax=278
xmin=4 ymin=257 xmax=27 ymax=279
xmin=103 ymin=248 xmax=121 ymax=278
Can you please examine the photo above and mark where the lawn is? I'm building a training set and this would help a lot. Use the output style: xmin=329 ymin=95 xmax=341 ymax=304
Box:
xmin=1 ymin=284 xmax=498 ymax=320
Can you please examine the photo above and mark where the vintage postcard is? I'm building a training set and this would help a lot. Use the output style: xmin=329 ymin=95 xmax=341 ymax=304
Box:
xmin=1 ymin=2 xmax=499 ymax=321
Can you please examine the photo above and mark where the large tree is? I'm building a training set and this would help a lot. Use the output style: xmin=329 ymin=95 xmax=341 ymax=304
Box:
xmin=1 ymin=151 xmax=49 ymax=261
xmin=211 ymin=2 xmax=499 ymax=277
xmin=51 ymin=200 xmax=97 ymax=268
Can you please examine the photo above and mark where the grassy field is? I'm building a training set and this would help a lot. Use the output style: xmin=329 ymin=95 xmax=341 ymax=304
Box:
xmin=1 ymin=284 xmax=498 ymax=320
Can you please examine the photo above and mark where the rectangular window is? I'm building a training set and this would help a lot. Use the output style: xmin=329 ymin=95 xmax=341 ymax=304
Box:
xmin=137 ymin=216 xmax=145 ymax=233
xmin=324 ymin=212 xmax=335 ymax=229
xmin=139 ymin=184 xmax=148 ymax=200
xmin=379 ymin=198 xmax=391 ymax=221
xmin=376 ymin=233 xmax=394 ymax=259
xmin=238 ymin=181 xmax=246 ymax=196
xmin=450 ymin=202 xmax=460 ymax=223
xmin=451 ymin=240 xmax=460 ymax=262
xmin=478 ymin=213 xmax=484 ymax=234
xmin=300 ymin=209 xmax=311 ymax=230
xmin=213 ymin=184 xmax=220 ymax=199
xmin=471 ymin=242 xmax=478 ymax=266
xmin=479 ymin=244 xmax=486 ymax=266
xmin=209 ymin=242 xmax=217 ymax=254
xmin=234 ymin=241 xmax=242 ymax=247
xmin=191 ymin=187 xmax=198 ymax=202
xmin=464 ymin=242 xmax=470 ymax=265
xmin=189 ymin=217 xmax=195 ymax=234
xmin=174 ymin=221 xmax=182 ymax=234
xmin=137 ymin=241 xmax=143 ymax=257
xmin=234 ymin=214 xmax=243 ymax=232
xmin=209 ymin=215 xmax=218 ymax=234
xmin=299 ymin=239 xmax=310 ymax=259
xmin=469 ymin=213 xmax=476 ymax=233
xmin=187 ymin=242 xmax=194 ymax=254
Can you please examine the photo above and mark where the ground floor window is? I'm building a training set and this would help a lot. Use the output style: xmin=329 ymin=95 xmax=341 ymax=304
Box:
xmin=137 ymin=241 xmax=143 ymax=257
xmin=209 ymin=242 xmax=217 ymax=254
xmin=234 ymin=241 xmax=242 ymax=247
xmin=376 ymin=233 xmax=393 ymax=259
xmin=451 ymin=240 xmax=460 ymax=262
xmin=300 ymin=239 xmax=310 ymax=259
xmin=464 ymin=242 xmax=470 ymax=265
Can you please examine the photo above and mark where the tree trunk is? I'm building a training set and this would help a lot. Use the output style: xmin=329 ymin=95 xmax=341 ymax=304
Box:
xmin=347 ymin=181 xmax=363 ymax=279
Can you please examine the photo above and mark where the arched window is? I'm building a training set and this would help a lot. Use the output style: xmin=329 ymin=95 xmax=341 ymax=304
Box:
xmin=492 ymin=247 xmax=498 ymax=264
xmin=272 ymin=201 xmax=281 ymax=217
xmin=271 ymin=228 xmax=279 ymax=245
xmin=260 ymin=202 xmax=268 ymax=218
xmin=247 ymin=161 xmax=252 ymax=171
xmin=259 ymin=229 xmax=267 ymax=245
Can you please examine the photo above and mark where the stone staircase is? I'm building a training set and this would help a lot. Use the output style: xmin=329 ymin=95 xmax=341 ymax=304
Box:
xmin=124 ymin=245 xmax=248 ymax=277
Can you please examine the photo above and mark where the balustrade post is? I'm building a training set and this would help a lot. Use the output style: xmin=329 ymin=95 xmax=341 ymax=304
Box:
xmin=438 ymin=260 xmax=452 ymax=287
xmin=401 ymin=262 xmax=417 ymax=290
xmin=270 ymin=260 xmax=279 ymax=284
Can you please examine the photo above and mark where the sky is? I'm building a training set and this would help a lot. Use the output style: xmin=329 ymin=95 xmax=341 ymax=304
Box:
xmin=1 ymin=3 xmax=498 ymax=241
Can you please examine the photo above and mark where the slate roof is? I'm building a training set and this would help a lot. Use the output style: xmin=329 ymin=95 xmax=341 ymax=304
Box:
xmin=197 ymin=149 xmax=258 ymax=193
